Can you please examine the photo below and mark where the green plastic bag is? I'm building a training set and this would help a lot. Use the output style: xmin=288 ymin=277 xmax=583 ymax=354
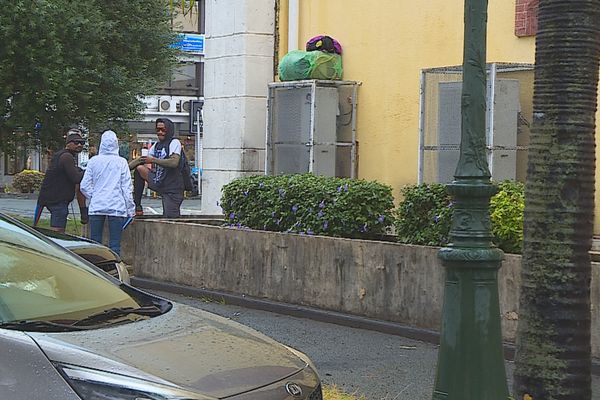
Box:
xmin=278 ymin=50 xmax=343 ymax=81
xmin=309 ymin=51 xmax=343 ymax=80
xmin=278 ymin=50 xmax=313 ymax=81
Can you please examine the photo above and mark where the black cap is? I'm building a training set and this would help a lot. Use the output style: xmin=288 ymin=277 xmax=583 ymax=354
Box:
xmin=66 ymin=129 xmax=84 ymax=144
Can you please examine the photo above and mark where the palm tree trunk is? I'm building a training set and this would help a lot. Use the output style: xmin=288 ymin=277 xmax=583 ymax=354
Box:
xmin=513 ymin=1 xmax=600 ymax=399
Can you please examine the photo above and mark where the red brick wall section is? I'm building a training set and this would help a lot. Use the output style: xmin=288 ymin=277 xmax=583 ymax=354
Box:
xmin=515 ymin=0 xmax=539 ymax=37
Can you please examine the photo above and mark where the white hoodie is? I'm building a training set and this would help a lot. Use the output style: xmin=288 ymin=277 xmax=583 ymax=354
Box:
xmin=80 ymin=131 xmax=135 ymax=217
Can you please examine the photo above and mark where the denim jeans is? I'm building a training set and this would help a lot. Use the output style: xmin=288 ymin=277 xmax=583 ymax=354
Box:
xmin=89 ymin=215 xmax=126 ymax=256
xmin=46 ymin=201 xmax=70 ymax=229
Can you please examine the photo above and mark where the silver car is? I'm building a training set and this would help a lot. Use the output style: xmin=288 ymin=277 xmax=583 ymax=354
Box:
xmin=0 ymin=213 xmax=322 ymax=400
xmin=33 ymin=226 xmax=131 ymax=283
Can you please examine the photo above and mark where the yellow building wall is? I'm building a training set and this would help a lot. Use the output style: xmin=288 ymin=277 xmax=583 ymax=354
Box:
xmin=278 ymin=0 xmax=600 ymax=234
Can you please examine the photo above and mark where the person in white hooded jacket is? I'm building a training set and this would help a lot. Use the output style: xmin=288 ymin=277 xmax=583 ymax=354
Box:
xmin=80 ymin=130 xmax=135 ymax=255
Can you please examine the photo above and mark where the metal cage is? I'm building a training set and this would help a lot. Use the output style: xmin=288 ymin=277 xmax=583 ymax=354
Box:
xmin=266 ymin=80 xmax=360 ymax=178
xmin=418 ymin=62 xmax=534 ymax=183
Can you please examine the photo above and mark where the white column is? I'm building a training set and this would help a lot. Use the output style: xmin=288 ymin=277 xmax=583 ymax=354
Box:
xmin=201 ymin=0 xmax=275 ymax=215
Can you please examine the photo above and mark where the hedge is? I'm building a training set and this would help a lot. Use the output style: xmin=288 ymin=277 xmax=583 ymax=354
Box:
xmin=220 ymin=174 xmax=395 ymax=239
xmin=395 ymin=181 xmax=524 ymax=254
xmin=11 ymin=170 xmax=45 ymax=193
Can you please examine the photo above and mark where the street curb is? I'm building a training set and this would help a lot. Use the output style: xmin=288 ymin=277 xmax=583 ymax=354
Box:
xmin=131 ymin=277 xmax=600 ymax=375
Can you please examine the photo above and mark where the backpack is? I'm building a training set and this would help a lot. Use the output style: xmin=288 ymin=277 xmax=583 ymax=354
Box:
xmin=306 ymin=35 xmax=343 ymax=55
xmin=179 ymin=149 xmax=195 ymax=192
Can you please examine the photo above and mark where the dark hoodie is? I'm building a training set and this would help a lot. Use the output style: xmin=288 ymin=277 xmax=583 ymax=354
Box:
xmin=151 ymin=118 xmax=183 ymax=193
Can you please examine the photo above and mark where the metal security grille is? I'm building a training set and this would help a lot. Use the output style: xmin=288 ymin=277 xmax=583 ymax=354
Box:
xmin=266 ymin=80 xmax=359 ymax=178
xmin=418 ymin=63 xmax=534 ymax=183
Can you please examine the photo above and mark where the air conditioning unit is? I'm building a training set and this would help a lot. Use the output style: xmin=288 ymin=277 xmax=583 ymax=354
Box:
xmin=180 ymin=99 xmax=192 ymax=113
xmin=158 ymin=97 xmax=177 ymax=112
xmin=157 ymin=96 xmax=200 ymax=113
xmin=177 ymin=97 xmax=201 ymax=113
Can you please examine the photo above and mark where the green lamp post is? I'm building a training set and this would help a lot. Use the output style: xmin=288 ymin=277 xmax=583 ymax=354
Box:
xmin=431 ymin=0 xmax=510 ymax=398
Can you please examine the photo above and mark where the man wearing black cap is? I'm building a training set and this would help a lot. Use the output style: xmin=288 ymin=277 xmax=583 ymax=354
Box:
xmin=34 ymin=128 xmax=88 ymax=232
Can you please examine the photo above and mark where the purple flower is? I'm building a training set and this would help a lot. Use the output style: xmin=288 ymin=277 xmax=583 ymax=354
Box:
xmin=307 ymin=229 xmax=314 ymax=235
xmin=278 ymin=188 xmax=286 ymax=197
xmin=319 ymin=200 xmax=326 ymax=209
xmin=271 ymin=211 xmax=276 ymax=217
xmin=291 ymin=205 xmax=299 ymax=213
xmin=337 ymin=186 xmax=342 ymax=192
xmin=323 ymin=221 xmax=329 ymax=230
xmin=447 ymin=202 xmax=454 ymax=208
xmin=378 ymin=215 xmax=385 ymax=223
xmin=344 ymin=183 xmax=349 ymax=192
xmin=259 ymin=182 xmax=264 ymax=188
xmin=317 ymin=210 xmax=324 ymax=218
xmin=360 ymin=223 xmax=368 ymax=233
xmin=243 ymin=190 xmax=249 ymax=197
xmin=433 ymin=215 xmax=440 ymax=223
xmin=229 ymin=212 xmax=235 ymax=220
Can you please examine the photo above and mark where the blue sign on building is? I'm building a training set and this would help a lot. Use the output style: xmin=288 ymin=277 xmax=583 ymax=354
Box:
xmin=173 ymin=33 xmax=205 ymax=55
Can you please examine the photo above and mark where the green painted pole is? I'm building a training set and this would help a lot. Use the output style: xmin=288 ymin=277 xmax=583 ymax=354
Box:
xmin=431 ymin=0 xmax=509 ymax=398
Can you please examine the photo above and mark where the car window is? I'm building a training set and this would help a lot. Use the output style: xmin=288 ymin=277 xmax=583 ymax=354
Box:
xmin=0 ymin=216 xmax=139 ymax=323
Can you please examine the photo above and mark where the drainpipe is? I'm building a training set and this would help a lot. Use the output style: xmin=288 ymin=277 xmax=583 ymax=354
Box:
xmin=288 ymin=0 xmax=299 ymax=52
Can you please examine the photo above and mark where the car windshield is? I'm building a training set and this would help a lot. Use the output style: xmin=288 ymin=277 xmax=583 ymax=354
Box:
xmin=0 ymin=215 xmax=139 ymax=324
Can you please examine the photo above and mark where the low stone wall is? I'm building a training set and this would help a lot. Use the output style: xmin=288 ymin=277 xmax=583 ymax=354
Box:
xmin=122 ymin=219 xmax=600 ymax=357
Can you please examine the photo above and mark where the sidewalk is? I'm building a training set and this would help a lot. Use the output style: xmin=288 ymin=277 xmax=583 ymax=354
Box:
xmin=0 ymin=196 xmax=205 ymax=219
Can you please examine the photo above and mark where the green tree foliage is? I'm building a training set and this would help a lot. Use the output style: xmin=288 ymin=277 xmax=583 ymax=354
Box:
xmin=220 ymin=174 xmax=395 ymax=239
xmin=0 ymin=0 xmax=179 ymax=152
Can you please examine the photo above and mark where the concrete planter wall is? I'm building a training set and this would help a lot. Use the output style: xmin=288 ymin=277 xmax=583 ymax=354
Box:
xmin=122 ymin=219 xmax=600 ymax=357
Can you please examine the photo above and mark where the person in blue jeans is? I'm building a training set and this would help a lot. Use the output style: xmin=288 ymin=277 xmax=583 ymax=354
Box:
xmin=80 ymin=130 xmax=135 ymax=255
xmin=34 ymin=129 xmax=88 ymax=232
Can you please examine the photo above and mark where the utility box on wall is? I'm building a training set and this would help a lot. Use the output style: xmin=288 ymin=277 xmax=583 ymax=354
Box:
xmin=266 ymin=80 xmax=359 ymax=177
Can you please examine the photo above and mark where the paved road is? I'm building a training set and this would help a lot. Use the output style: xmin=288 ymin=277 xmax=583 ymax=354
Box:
xmin=149 ymin=289 xmax=438 ymax=400
xmin=0 ymin=197 xmax=204 ymax=219
xmin=148 ymin=289 xmax=600 ymax=400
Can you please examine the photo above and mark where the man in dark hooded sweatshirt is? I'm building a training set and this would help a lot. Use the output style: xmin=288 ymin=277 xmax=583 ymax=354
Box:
xmin=34 ymin=128 xmax=88 ymax=232
xmin=129 ymin=118 xmax=184 ymax=217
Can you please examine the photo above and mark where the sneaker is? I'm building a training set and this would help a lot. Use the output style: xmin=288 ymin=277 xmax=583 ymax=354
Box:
xmin=135 ymin=207 xmax=144 ymax=216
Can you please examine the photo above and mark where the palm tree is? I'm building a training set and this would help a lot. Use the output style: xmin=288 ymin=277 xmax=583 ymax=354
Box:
xmin=513 ymin=1 xmax=600 ymax=399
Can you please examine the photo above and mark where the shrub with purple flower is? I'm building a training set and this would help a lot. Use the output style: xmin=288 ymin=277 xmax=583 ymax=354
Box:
xmin=220 ymin=174 xmax=394 ymax=239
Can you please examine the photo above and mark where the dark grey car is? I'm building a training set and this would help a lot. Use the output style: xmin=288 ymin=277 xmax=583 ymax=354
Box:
xmin=0 ymin=213 xmax=322 ymax=400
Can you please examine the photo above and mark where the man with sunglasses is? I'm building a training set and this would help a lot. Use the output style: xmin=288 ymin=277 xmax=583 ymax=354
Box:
xmin=34 ymin=128 xmax=88 ymax=232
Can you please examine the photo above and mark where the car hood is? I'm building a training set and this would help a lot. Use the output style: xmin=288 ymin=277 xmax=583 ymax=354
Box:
xmin=28 ymin=303 xmax=307 ymax=398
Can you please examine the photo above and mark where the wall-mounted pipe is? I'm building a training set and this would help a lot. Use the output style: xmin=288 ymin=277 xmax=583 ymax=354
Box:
xmin=288 ymin=0 xmax=299 ymax=52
